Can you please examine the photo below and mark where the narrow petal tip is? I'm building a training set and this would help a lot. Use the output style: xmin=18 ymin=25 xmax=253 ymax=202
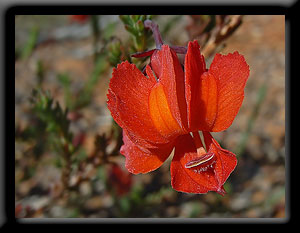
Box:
xmin=216 ymin=186 xmax=227 ymax=196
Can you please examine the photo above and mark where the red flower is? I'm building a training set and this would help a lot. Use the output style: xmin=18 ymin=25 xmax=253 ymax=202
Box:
xmin=109 ymin=163 xmax=133 ymax=196
xmin=107 ymin=21 xmax=249 ymax=195
xmin=69 ymin=15 xmax=90 ymax=23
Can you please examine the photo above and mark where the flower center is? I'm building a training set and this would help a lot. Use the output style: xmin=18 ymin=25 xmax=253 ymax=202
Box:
xmin=149 ymin=83 xmax=183 ymax=138
xmin=184 ymin=132 xmax=215 ymax=169
xmin=185 ymin=152 xmax=215 ymax=168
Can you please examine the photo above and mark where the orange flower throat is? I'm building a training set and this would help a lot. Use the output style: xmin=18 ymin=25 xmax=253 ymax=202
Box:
xmin=149 ymin=83 xmax=183 ymax=138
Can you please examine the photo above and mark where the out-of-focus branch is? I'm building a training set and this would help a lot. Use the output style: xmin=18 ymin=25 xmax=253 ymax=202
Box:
xmin=186 ymin=15 xmax=243 ymax=58
xmin=202 ymin=15 xmax=243 ymax=58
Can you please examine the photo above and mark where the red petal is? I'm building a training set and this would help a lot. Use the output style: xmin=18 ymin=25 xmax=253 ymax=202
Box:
xmin=203 ymin=131 xmax=237 ymax=186
xmin=148 ymin=82 xmax=185 ymax=139
xmin=152 ymin=45 xmax=188 ymax=131
xmin=109 ymin=163 xmax=132 ymax=196
xmin=121 ymin=130 xmax=174 ymax=174
xmin=216 ymin=185 xmax=227 ymax=196
xmin=107 ymin=61 xmax=170 ymax=146
xmin=184 ymin=40 xmax=207 ymax=131
xmin=186 ymin=49 xmax=250 ymax=132
xmin=208 ymin=52 xmax=250 ymax=131
xmin=170 ymin=134 xmax=219 ymax=194
xmin=192 ymin=71 xmax=218 ymax=131
xmin=149 ymin=49 xmax=163 ymax=78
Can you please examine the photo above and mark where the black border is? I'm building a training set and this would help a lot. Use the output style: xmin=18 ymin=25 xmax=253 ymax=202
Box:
xmin=6 ymin=2 xmax=296 ymax=227
xmin=6 ymin=4 xmax=291 ymax=15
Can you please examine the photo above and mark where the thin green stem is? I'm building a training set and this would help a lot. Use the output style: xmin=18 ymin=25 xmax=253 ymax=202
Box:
xmin=235 ymin=83 xmax=267 ymax=156
xmin=90 ymin=15 xmax=100 ymax=62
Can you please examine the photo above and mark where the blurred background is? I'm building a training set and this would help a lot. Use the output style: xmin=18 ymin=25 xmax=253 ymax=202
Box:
xmin=15 ymin=15 xmax=285 ymax=218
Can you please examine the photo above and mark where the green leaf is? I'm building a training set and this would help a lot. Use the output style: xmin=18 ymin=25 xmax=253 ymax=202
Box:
xmin=119 ymin=197 xmax=131 ymax=213
xmin=130 ymin=15 xmax=140 ymax=22
xmin=119 ymin=15 xmax=131 ymax=26
xmin=136 ymin=20 xmax=144 ymax=32
xmin=57 ymin=73 xmax=73 ymax=109
xmin=21 ymin=26 xmax=39 ymax=60
xmin=103 ymin=22 xmax=117 ymax=41
xmin=124 ymin=24 xmax=138 ymax=36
